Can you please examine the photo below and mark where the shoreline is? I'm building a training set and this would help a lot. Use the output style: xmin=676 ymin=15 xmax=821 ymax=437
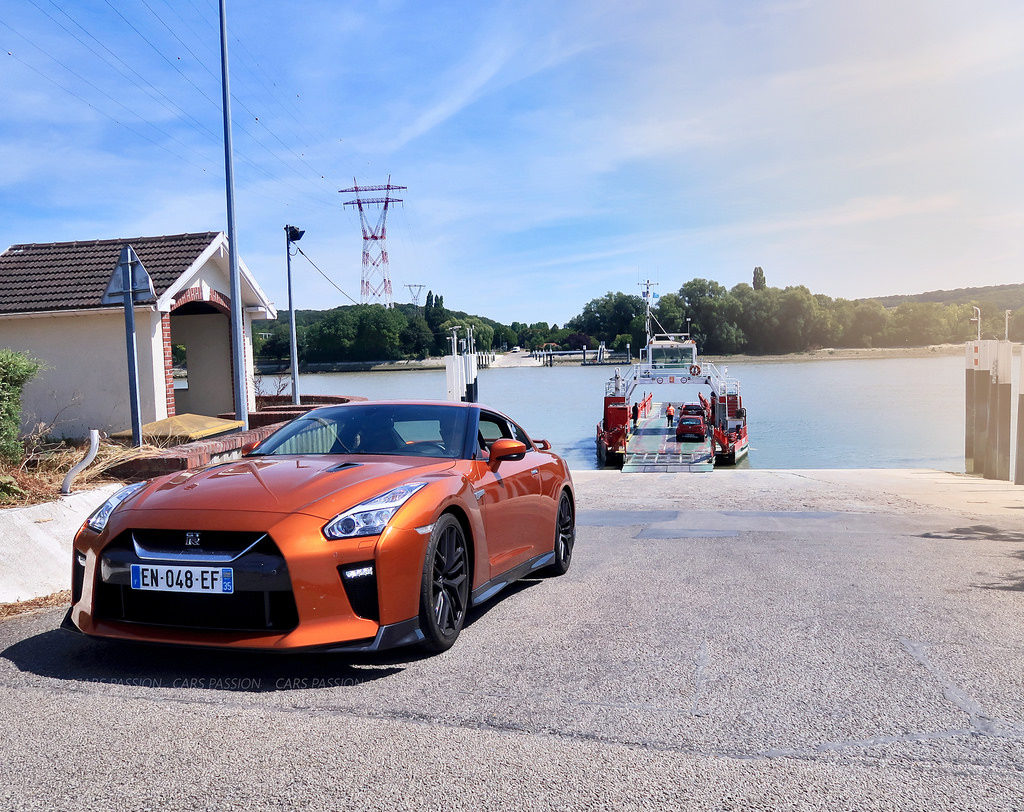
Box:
xmin=256 ymin=343 xmax=980 ymax=375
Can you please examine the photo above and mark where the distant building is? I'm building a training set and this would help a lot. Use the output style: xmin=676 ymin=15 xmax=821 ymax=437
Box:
xmin=0 ymin=231 xmax=276 ymax=438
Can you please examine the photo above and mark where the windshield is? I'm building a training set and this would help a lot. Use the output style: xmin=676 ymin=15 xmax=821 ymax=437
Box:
xmin=649 ymin=344 xmax=695 ymax=366
xmin=253 ymin=404 xmax=470 ymax=459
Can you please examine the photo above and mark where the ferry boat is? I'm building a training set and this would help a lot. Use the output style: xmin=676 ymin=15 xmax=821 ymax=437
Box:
xmin=596 ymin=282 xmax=749 ymax=472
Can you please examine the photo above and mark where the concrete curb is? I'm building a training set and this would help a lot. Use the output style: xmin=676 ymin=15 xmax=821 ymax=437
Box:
xmin=0 ymin=483 xmax=120 ymax=603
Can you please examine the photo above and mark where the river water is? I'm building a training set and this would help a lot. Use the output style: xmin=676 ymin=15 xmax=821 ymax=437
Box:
xmin=270 ymin=355 xmax=978 ymax=471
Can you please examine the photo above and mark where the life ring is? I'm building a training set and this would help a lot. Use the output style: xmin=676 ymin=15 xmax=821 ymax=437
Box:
xmin=689 ymin=364 xmax=701 ymax=376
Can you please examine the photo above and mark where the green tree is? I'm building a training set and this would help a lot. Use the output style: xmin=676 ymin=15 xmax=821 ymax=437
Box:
xmin=0 ymin=349 xmax=41 ymax=462
xmin=567 ymin=292 xmax=646 ymax=344
xmin=753 ymin=266 xmax=767 ymax=290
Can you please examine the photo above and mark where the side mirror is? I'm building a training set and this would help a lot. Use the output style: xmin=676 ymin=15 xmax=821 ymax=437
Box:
xmin=240 ymin=439 xmax=262 ymax=456
xmin=533 ymin=439 xmax=551 ymax=451
xmin=488 ymin=438 xmax=527 ymax=466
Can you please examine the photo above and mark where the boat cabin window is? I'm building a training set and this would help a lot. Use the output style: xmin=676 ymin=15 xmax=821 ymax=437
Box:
xmin=648 ymin=343 xmax=696 ymax=367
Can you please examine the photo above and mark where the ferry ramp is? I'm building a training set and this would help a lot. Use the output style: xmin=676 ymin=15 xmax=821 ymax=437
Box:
xmin=622 ymin=406 xmax=714 ymax=472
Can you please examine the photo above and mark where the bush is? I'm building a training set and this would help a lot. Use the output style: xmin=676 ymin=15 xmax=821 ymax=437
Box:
xmin=0 ymin=349 xmax=41 ymax=463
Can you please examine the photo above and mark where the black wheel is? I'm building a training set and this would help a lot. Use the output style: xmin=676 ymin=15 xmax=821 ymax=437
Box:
xmin=418 ymin=514 xmax=470 ymax=653
xmin=545 ymin=491 xmax=575 ymax=576
xmin=597 ymin=440 xmax=607 ymax=467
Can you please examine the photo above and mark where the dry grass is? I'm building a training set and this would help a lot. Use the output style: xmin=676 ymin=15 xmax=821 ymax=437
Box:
xmin=0 ymin=589 xmax=70 ymax=621
xmin=0 ymin=440 xmax=157 ymax=508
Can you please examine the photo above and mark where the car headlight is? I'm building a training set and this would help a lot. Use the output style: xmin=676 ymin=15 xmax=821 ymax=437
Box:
xmin=86 ymin=481 xmax=148 ymax=533
xmin=322 ymin=482 xmax=427 ymax=540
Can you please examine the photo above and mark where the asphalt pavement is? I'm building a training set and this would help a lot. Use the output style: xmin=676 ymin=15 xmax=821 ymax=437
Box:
xmin=1 ymin=470 xmax=1022 ymax=809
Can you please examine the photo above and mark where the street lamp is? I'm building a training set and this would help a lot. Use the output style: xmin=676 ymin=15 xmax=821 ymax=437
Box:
xmin=285 ymin=225 xmax=305 ymax=405
xmin=686 ymin=316 xmax=691 ymax=337
xmin=1005 ymin=309 xmax=1012 ymax=341
xmin=970 ymin=306 xmax=981 ymax=341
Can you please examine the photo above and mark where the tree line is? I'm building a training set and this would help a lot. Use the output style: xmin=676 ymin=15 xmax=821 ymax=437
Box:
xmin=254 ymin=274 xmax=1023 ymax=364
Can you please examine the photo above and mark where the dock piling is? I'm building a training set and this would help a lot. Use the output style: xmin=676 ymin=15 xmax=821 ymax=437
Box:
xmin=994 ymin=341 xmax=1013 ymax=481
xmin=973 ymin=340 xmax=994 ymax=477
xmin=1016 ymin=348 xmax=1024 ymax=485
xmin=965 ymin=341 xmax=977 ymax=473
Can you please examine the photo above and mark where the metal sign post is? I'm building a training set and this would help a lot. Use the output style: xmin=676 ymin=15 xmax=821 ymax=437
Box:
xmin=102 ymin=245 xmax=155 ymax=447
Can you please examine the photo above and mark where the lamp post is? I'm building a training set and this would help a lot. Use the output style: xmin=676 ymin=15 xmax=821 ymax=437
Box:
xmin=285 ymin=225 xmax=305 ymax=405
xmin=218 ymin=0 xmax=247 ymax=429
xmin=1005 ymin=310 xmax=1012 ymax=341
xmin=686 ymin=317 xmax=691 ymax=337
xmin=970 ymin=306 xmax=981 ymax=341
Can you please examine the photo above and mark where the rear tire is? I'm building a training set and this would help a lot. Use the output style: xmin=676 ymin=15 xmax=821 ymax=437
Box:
xmin=544 ymin=491 xmax=575 ymax=576
xmin=418 ymin=514 xmax=470 ymax=653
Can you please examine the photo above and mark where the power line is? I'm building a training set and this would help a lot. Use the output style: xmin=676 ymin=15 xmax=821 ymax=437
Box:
xmin=135 ymin=0 xmax=337 ymax=195
xmin=98 ymin=0 xmax=338 ymax=210
xmin=36 ymin=0 xmax=224 ymax=145
xmin=294 ymin=245 xmax=359 ymax=305
xmin=0 ymin=18 xmax=221 ymax=173
xmin=2 ymin=47 xmax=215 ymax=177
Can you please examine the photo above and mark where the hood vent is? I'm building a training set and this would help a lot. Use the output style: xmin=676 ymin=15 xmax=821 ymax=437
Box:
xmin=326 ymin=462 xmax=362 ymax=472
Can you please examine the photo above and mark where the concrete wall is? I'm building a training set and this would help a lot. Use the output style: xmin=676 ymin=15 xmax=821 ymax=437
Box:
xmin=170 ymin=312 xmax=234 ymax=417
xmin=0 ymin=308 xmax=167 ymax=439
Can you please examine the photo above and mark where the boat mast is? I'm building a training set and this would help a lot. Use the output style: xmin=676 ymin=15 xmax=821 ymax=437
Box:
xmin=639 ymin=279 xmax=657 ymax=354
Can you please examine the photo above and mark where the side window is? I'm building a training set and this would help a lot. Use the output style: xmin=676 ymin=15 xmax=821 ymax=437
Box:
xmin=509 ymin=420 xmax=533 ymax=450
xmin=477 ymin=412 xmax=512 ymax=455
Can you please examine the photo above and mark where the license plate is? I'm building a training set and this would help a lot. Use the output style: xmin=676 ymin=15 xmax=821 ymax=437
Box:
xmin=130 ymin=564 xmax=234 ymax=594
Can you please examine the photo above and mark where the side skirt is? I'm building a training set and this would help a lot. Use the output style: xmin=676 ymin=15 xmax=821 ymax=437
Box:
xmin=470 ymin=551 xmax=555 ymax=607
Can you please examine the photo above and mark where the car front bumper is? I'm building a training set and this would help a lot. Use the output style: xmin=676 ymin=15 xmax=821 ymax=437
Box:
xmin=68 ymin=507 xmax=430 ymax=651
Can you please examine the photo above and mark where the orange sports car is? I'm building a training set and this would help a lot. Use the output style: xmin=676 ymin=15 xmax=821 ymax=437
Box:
xmin=65 ymin=401 xmax=575 ymax=653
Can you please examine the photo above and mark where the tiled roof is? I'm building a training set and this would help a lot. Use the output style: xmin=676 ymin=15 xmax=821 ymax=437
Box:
xmin=0 ymin=232 xmax=220 ymax=315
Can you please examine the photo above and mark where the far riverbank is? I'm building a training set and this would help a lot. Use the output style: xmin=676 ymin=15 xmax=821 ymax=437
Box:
xmin=256 ymin=342 xmax=982 ymax=375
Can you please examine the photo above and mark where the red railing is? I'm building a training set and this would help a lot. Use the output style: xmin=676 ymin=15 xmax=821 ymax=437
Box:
xmin=639 ymin=393 xmax=653 ymax=418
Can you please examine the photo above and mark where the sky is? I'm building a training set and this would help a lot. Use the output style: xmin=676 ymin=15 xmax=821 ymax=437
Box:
xmin=1 ymin=0 xmax=1022 ymax=325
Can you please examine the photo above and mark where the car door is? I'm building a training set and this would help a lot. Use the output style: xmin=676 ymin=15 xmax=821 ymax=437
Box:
xmin=469 ymin=411 xmax=543 ymax=575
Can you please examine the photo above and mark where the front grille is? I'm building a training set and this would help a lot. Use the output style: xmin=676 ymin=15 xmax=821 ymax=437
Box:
xmin=129 ymin=529 xmax=266 ymax=558
xmin=95 ymin=531 xmax=299 ymax=632
xmin=94 ymin=585 xmax=299 ymax=631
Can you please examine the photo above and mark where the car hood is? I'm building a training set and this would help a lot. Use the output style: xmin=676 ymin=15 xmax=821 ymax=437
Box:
xmin=126 ymin=455 xmax=458 ymax=519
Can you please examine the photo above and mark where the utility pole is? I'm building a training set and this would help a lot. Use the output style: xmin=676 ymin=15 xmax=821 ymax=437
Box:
xmin=219 ymin=0 xmax=247 ymax=428
xmin=285 ymin=225 xmax=305 ymax=405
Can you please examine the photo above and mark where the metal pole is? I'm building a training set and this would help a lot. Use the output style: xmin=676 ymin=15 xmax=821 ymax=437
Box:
xmin=285 ymin=228 xmax=300 ymax=405
xmin=121 ymin=257 xmax=143 ymax=447
xmin=219 ymin=0 xmax=248 ymax=429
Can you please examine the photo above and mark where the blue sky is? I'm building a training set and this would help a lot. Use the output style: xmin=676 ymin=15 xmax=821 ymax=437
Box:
xmin=1 ymin=0 xmax=1022 ymax=325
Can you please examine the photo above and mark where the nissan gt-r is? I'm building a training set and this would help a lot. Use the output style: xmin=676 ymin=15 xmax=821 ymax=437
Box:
xmin=65 ymin=401 xmax=575 ymax=653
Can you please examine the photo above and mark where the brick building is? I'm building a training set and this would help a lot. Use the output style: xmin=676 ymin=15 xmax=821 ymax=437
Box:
xmin=0 ymin=231 xmax=276 ymax=438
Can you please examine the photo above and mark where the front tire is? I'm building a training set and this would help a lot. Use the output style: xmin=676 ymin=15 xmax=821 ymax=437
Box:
xmin=545 ymin=491 xmax=575 ymax=576
xmin=418 ymin=514 xmax=470 ymax=653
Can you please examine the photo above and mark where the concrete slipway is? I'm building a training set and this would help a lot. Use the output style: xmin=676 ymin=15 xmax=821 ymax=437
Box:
xmin=0 ymin=469 xmax=1019 ymax=602
xmin=1 ymin=469 xmax=1023 ymax=808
